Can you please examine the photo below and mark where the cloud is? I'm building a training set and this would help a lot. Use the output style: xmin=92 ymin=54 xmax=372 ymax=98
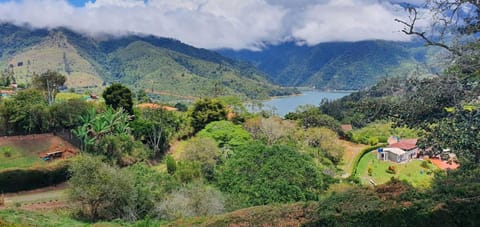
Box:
xmin=0 ymin=0 xmax=424 ymax=50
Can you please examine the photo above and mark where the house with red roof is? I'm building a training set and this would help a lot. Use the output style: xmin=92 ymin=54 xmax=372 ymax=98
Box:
xmin=378 ymin=138 xmax=419 ymax=163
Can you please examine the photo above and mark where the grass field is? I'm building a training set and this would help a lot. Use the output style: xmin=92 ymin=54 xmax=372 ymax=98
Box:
xmin=0 ymin=143 xmax=47 ymax=170
xmin=355 ymin=151 xmax=437 ymax=188
xmin=0 ymin=134 xmax=78 ymax=171
xmin=4 ymin=188 xmax=68 ymax=206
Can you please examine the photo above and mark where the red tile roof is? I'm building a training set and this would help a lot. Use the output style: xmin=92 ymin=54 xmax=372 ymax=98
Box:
xmin=388 ymin=139 xmax=418 ymax=151
xmin=340 ymin=124 xmax=353 ymax=132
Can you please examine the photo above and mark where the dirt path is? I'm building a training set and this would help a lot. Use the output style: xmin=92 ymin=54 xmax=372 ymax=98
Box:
xmin=2 ymin=183 xmax=68 ymax=210
xmin=338 ymin=140 xmax=369 ymax=178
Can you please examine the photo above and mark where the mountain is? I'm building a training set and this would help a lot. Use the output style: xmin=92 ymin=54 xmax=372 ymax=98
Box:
xmin=0 ymin=23 xmax=296 ymax=101
xmin=218 ymin=41 xmax=438 ymax=90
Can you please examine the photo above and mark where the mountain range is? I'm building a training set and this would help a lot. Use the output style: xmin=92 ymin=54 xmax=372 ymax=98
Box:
xmin=0 ymin=23 xmax=294 ymax=101
xmin=1 ymin=23 xmax=438 ymax=100
xmin=219 ymin=41 xmax=438 ymax=90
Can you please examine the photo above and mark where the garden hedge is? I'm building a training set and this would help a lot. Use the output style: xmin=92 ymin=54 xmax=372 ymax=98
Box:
xmin=350 ymin=144 xmax=385 ymax=177
xmin=0 ymin=161 xmax=70 ymax=193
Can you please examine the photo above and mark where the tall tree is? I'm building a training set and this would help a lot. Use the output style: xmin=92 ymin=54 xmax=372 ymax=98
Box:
xmin=102 ymin=83 xmax=134 ymax=115
xmin=190 ymin=98 xmax=228 ymax=133
xmin=32 ymin=70 xmax=66 ymax=105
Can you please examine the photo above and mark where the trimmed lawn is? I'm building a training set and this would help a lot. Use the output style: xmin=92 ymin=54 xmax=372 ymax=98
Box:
xmin=355 ymin=151 xmax=437 ymax=188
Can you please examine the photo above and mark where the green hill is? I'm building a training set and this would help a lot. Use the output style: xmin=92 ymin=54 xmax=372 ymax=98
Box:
xmin=219 ymin=41 xmax=440 ymax=90
xmin=0 ymin=23 xmax=295 ymax=100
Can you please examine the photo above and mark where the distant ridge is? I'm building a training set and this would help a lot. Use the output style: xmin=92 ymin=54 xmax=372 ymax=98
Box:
xmin=0 ymin=23 xmax=296 ymax=100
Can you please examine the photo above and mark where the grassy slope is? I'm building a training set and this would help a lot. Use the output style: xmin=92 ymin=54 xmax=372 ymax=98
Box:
xmin=0 ymin=135 xmax=76 ymax=170
xmin=0 ymin=210 xmax=94 ymax=227
xmin=0 ymin=24 xmax=293 ymax=100
xmin=0 ymin=140 xmax=50 ymax=170
xmin=110 ymin=41 xmax=282 ymax=99
xmin=355 ymin=152 xmax=437 ymax=188
xmin=3 ymin=32 xmax=103 ymax=89
xmin=338 ymin=140 xmax=369 ymax=176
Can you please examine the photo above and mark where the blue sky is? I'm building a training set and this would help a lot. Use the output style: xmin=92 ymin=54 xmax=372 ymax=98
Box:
xmin=68 ymin=0 xmax=88 ymax=7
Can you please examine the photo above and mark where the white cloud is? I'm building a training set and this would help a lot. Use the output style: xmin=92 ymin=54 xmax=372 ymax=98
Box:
xmin=292 ymin=0 xmax=412 ymax=44
xmin=85 ymin=0 xmax=146 ymax=8
xmin=0 ymin=0 xmax=422 ymax=50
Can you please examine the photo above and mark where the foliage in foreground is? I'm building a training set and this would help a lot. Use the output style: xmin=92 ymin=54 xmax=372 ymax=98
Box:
xmin=216 ymin=142 xmax=327 ymax=207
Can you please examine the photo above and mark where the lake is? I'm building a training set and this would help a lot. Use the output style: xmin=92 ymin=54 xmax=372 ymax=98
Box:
xmin=258 ymin=91 xmax=351 ymax=117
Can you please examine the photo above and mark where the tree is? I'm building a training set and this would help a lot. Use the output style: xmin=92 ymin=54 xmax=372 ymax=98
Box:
xmin=0 ymin=89 xmax=48 ymax=135
xmin=69 ymin=155 xmax=135 ymax=220
xmin=216 ymin=142 xmax=326 ymax=206
xmin=69 ymin=155 xmax=179 ymax=221
xmin=73 ymin=107 xmax=131 ymax=145
xmin=156 ymin=182 xmax=225 ymax=220
xmin=420 ymin=105 xmax=480 ymax=164
xmin=131 ymin=108 xmax=185 ymax=158
xmin=190 ymin=98 xmax=228 ymax=133
xmin=395 ymin=1 xmax=480 ymax=78
xmin=48 ymin=99 xmax=92 ymax=130
xmin=197 ymin=121 xmax=251 ymax=148
xmin=102 ymin=83 xmax=134 ymax=115
xmin=182 ymin=137 xmax=220 ymax=181
xmin=244 ymin=116 xmax=296 ymax=145
xmin=305 ymin=127 xmax=344 ymax=165
xmin=32 ymin=70 xmax=66 ymax=105
xmin=285 ymin=105 xmax=342 ymax=133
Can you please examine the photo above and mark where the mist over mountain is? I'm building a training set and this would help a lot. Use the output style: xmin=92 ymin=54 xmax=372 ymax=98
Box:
xmin=0 ymin=23 xmax=295 ymax=100
xmin=219 ymin=40 xmax=439 ymax=90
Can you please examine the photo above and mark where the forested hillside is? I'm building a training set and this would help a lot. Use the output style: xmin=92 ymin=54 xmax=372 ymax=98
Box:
xmin=219 ymin=41 xmax=439 ymax=90
xmin=0 ymin=23 xmax=296 ymax=100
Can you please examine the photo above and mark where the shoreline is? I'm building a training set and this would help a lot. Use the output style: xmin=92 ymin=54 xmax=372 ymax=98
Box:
xmin=264 ymin=89 xmax=354 ymax=101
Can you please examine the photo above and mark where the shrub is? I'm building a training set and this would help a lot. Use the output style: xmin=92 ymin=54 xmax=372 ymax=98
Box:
xmin=368 ymin=137 xmax=379 ymax=145
xmin=216 ymin=142 xmax=325 ymax=206
xmin=156 ymin=183 xmax=225 ymax=220
xmin=421 ymin=161 xmax=430 ymax=169
xmin=1 ymin=147 xmax=12 ymax=158
xmin=386 ymin=165 xmax=396 ymax=174
xmin=175 ymin=161 xmax=202 ymax=184
xmin=182 ymin=137 xmax=220 ymax=181
xmin=0 ymin=161 xmax=69 ymax=193
xmin=166 ymin=155 xmax=177 ymax=175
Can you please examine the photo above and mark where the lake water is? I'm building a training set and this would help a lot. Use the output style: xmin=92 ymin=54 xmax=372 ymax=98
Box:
xmin=259 ymin=91 xmax=351 ymax=117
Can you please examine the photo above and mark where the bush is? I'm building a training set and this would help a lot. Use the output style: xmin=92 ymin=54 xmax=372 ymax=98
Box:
xmin=182 ymin=137 xmax=220 ymax=181
xmin=156 ymin=183 xmax=225 ymax=220
xmin=175 ymin=161 xmax=202 ymax=184
xmin=0 ymin=161 xmax=69 ymax=193
xmin=386 ymin=166 xmax=396 ymax=174
xmin=368 ymin=137 xmax=380 ymax=145
xmin=421 ymin=161 xmax=430 ymax=169
xmin=216 ymin=142 xmax=325 ymax=206
xmin=1 ymin=147 xmax=12 ymax=158
xmin=166 ymin=155 xmax=177 ymax=175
